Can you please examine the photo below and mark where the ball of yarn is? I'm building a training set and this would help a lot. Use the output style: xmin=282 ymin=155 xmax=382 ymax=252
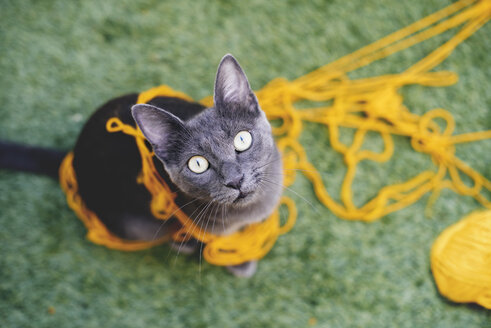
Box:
xmin=431 ymin=210 xmax=491 ymax=309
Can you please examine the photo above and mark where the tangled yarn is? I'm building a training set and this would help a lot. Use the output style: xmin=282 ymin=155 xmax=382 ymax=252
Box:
xmin=202 ymin=0 xmax=491 ymax=221
xmin=60 ymin=0 xmax=490 ymax=281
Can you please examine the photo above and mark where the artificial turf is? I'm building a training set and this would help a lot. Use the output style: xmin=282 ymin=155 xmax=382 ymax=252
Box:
xmin=0 ymin=0 xmax=490 ymax=327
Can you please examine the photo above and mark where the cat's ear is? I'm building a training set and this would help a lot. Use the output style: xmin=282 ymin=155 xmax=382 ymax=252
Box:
xmin=214 ymin=54 xmax=259 ymax=113
xmin=131 ymin=104 xmax=185 ymax=152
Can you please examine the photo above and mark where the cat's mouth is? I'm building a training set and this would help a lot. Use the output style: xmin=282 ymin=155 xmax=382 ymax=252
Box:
xmin=233 ymin=190 xmax=252 ymax=203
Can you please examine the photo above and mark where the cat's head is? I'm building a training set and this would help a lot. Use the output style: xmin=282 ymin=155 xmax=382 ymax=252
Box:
xmin=131 ymin=55 xmax=281 ymax=207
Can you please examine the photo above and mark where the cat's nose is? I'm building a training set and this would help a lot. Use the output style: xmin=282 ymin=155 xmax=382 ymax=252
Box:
xmin=225 ymin=174 xmax=244 ymax=190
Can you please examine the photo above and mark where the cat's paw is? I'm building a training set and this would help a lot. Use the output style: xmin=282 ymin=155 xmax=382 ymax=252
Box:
xmin=169 ymin=239 xmax=198 ymax=255
xmin=226 ymin=260 xmax=257 ymax=278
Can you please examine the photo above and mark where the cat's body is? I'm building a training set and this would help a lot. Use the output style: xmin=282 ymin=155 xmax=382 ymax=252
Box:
xmin=73 ymin=94 xmax=204 ymax=241
xmin=0 ymin=55 xmax=283 ymax=277
xmin=74 ymin=93 xmax=282 ymax=239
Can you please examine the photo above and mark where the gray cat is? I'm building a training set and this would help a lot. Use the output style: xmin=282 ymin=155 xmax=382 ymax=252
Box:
xmin=132 ymin=55 xmax=283 ymax=277
xmin=0 ymin=54 xmax=284 ymax=277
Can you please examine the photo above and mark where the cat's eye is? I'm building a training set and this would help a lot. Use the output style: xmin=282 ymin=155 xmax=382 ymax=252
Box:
xmin=188 ymin=155 xmax=209 ymax=174
xmin=234 ymin=131 xmax=252 ymax=152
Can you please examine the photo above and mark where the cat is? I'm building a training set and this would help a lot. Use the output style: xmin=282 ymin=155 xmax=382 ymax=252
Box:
xmin=0 ymin=54 xmax=283 ymax=277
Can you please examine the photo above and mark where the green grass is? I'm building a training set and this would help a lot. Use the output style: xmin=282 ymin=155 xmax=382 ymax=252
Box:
xmin=0 ymin=0 xmax=490 ymax=327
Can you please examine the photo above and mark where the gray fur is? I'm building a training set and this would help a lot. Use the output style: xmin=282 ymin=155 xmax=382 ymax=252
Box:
xmin=132 ymin=55 xmax=283 ymax=275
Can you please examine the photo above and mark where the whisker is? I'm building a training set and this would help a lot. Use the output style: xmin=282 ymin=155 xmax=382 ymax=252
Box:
xmin=172 ymin=200 xmax=215 ymax=266
xmin=151 ymin=198 xmax=200 ymax=241
xmin=256 ymin=155 xmax=283 ymax=170
xmin=172 ymin=201 xmax=212 ymax=263
xmin=221 ymin=203 xmax=226 ymax=233
xmin=177 ymin=202 xmax=207 ymax=242
xmin=259 ymin=172 xmax=287 ymax=177
xmin=260 ymin=176 xmax=320 ymax=214
xmin=210 ymin=202 xmax=221 ymax=235
xmin=282 ymin=168 xmax=332 ymax=174
xmin=181 ymin=201 xmax=213 ymax=246
xmin=198 ymin=203 xmax=216 ymax=278
xmin=164 ymin=201 xmax=207 ymax=264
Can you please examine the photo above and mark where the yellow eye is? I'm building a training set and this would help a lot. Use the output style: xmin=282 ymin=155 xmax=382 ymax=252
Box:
xmin=188 ymin=156 xmax=209 ymax=174
xmin=234 ymin=131 xmax=252 ymax=152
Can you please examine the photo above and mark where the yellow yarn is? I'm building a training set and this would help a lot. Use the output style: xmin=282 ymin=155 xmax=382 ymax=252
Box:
xmin=59 ymin=0 xmax=490 ymax=277
xmin=431 ymin=210 xmax=491 ymax=309
xmin=198 ymin=0 xmax=489 ymax=222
